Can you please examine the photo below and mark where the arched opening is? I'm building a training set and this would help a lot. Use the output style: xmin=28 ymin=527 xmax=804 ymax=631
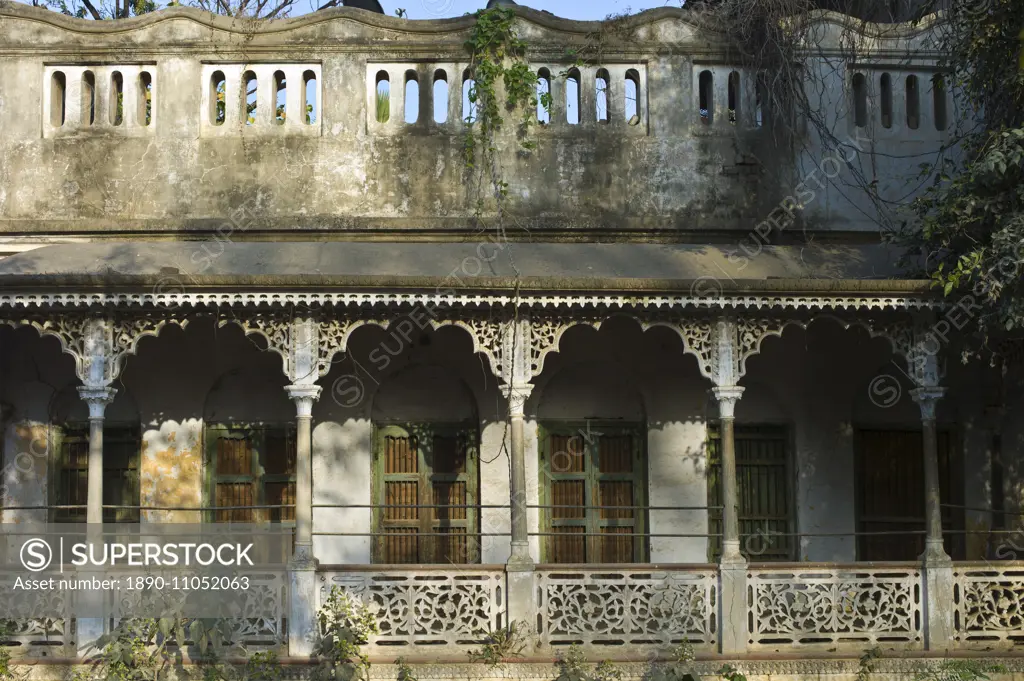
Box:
xmin=462 ymin=69 xmax=477 ymax=123
xmin=210 ymin=70 xmax=225 ymax=126
xmin=536 ymin=360 xmax=647 ymax=564
xmin=243 ymin=70 xmax=257 ymax=125
xmin=932 ymin=74 xmax=947 ymax=131
xmin=852 ymin=72 xmax=867 ymax=127
xmin=906 ymin=74 xmax=920 ymax=130
xmin=203 ymin=367 xmax=294 ymax=524
xmin=50 ymin=71 xmax=66 ymax=127
xmin=139 ymin=71 xmax=153 ymax=126
xmin=595 ymin=67 xmax=609 ymax=123
xmin=81 ymin=71 xmax=95 ymax=126
xmin=110 ymin=71 xmax=123 ymax=126
xmin=755 ymin=74 xmax=767 ymax=128
xmin=370 ymin=364 xmax=480 ymax=564
xmin=303 ymin=70 xmax=317 ymax=124
xmin=699 ymin=70 xmax=713 ymax=124
xmin=880 ymin=72 xmax=893 ymax=129
xmin=375 ymin=71 xmax=390 ymax=123
xmin=565 ymin=67 xmax=581 ymax=124
xmin=273 ymin=70 xmax=286 ymax=124
xmin=404 ymin=70 xmax=419 ymax=124
xmin=432 ymin=69 xmax=448 ymax=123
xmin=728 ymin=70 xmax=740 ymax=124
xmin=625 ymin=68 xmax=640 ymax=124
xmin=536 ymin=68 xmax=551 ymax=124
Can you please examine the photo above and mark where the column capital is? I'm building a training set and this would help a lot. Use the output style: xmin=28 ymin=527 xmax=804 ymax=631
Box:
xmin=910 ymin=386 xmax=945 ymax=421
xmin=285 ymin=384 xmax=322 ymax=418
xmin=77 ymin=386 xmax=116 ymax=419
xmin=506 ymin=383 xmax=533 ymax=418
xmin=711 ymin=385 xmax=745 ymax=419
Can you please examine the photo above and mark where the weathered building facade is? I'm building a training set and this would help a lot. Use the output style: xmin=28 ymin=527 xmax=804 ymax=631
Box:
xmin=0 ymin=2 xmax=1022 ymax=677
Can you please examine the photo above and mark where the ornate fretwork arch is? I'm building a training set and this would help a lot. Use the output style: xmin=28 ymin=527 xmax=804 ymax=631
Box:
xmin=0 ymin=304 xmax=944 ymax=393
xmin=0 ymin=314 xmax=190 ymax=387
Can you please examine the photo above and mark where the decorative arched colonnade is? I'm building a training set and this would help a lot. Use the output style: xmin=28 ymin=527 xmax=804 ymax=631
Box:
xmin=0 ymin=288 xmax=965 ymax=658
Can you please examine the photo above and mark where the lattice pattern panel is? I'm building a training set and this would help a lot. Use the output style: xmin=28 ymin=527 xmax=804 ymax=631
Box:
xmin=0 ymin=574 xmax=74 ymax=658
xmin=537 ymin=568 xmax=717 ymax=649
xmin=319 ymin=569 xmax=505 ymax=650
xmin=111 ymin=571 xmax=287 ymax=651
xmin=748 ymin=566 xmax=923 ymax=650
xmin=954 ymin=564 xmax=1024 ymax=647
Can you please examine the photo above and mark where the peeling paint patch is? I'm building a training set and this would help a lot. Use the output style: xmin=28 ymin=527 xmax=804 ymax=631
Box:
xmin=140 ymin=419 xmax=203 ymax=523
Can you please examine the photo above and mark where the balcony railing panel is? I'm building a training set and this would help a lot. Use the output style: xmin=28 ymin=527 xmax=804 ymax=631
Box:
xmin=0 ymin=573 xmax=74 ymax=658
xmin=535 ymin=564 xmax=717 ymax=651
xmin=747 ymin=563 xmax=923 ymax=651
xmin=954 ymin=562 xmax=1024 ymax=648
xmin=317 ymin=566 xmax=506 ymax=654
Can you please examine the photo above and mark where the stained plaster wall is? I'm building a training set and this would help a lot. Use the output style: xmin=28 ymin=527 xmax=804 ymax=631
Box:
xmin=0 ymin=5 xmax=956 ymax=247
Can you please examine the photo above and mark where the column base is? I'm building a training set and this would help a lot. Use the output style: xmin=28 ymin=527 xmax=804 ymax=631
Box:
xmin=505 ymin=563 xmax=536 ymax=640
xmin=76 ymin=618 xmax=106 ymax=659
xmin=921 ymin=540 xmax=954 ymax=652
xmin=719 ymin=559 xmax=748 ymax=655
xmin=288 ymin=553 xmax=319 ymax=659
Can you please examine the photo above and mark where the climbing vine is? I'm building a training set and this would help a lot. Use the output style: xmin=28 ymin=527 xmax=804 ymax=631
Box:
xmin=462 ymin=6 xmax=546 ymax=230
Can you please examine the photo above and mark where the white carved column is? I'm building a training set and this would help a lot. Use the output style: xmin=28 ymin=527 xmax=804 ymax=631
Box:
xmin=713 ymin=385 xmax=745 ymax=564
xmin=75 ymin=319 xmax=116 ymax=656
xmin=502 ymin=317 xmax=537 ymax=633
xmin=911 ymin=381 xmax=953 ymax=651
xmin=708 ymin=318 xmax=747 ymax=655
xmin=902 ymin=331 xmax=953 ymax=651
xmin=78 ymin=386 xmax=116 ymax=526
xmin=285 ymin=318 xmax=321 ymax=659
xmin=507 ymin=382 xmax=533 ymax=567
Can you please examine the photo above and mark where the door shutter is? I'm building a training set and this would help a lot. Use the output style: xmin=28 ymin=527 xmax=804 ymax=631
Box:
xmin=708 ymin=424 xmax=793 ymax=561
xmin=209 ymin=428 xmax=257 ymax=523
xmin=376 ymin=426 xmax=421 ymax=563
xmin=540 ymin=425 xmax=646 ymax=564
xmin=856 ymin=429 xmax=962 ymax=560
xmin=374 ymin=424 xmax=479 ymax=564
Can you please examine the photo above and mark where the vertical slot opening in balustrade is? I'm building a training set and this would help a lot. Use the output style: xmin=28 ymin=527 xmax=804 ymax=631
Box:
xmin=81 ymin=71 xmax=95 ymax=126
xmin=109 ymin=71 xmax=123 ymax=126
xmin=625 ymin=68 xmax=640 ymax=125
xmin=303 ymin=70 xmax=317 ymax=124
xmin=536 ymin=68 xmax=551 ymax=124
xmin=566 ymin=67 xmax=580 ymax=124
xmin=852 ymin=72 xmax=867 ymax=128
xmin=462 ymin=69 xmax=477 ymax=124
xmin=139 ymin=71 xmax=152 ymax=126
xmin=880 ymin=72 xmax=893 ymax=129
xmin=595 ymin=68 xmax=609 ymax=123
xmin=210 ymin=70 xmax=225 ymax=126
xmin=755 ymin=75 xmax=765 ymax=128
xmin=699 ymin=70 xmax=713 ymax=124
xmin=404 ymin=70 xmax=419 ymax=124
xmin=906 ymin=74 xmax=920 ymax=130
xmin=728 ymin=70 xmax=740 ymax=124
xmin=273 ymin=70 xmax=286 ymax=124
xmin=50 ymin=71 xmax=67 ymax=127
xmin=433 ymin=69 xmax=448 ymax=123
xmin=243 ymin=70 xmax=257 ymax=125
xmin=376 ymin=71 xmax=390 ymax=123
xmin=932 ymin=74 xmax=947 ymax=131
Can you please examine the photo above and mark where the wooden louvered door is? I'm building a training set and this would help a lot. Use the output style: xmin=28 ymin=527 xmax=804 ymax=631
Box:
xmin=540 ymin=424 xmax=647 ymax=564
xmin=856 ymin=429 xmax=963 ymax=560
xmin=55 ymin=427 xmax=140 ymax=523
xmin=209 ymin=429 xmax=258 ymax=523
xmin=707 ymin=424 xmax=793 ymax=561
xmin=373 ymin=424 xmax=479 ymax=564
xmin=206 ymin=425 xmax=296 ymax=525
